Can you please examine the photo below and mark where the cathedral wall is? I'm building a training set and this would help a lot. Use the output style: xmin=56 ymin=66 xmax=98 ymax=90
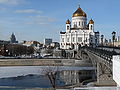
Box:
xmin=72 ymin=16 xmax=87 ymax=28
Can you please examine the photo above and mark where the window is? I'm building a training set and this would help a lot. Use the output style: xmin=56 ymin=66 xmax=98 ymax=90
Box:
xmin=62 ymin=38 xmax=64 ymax=42
xmin=67 ymin=38 xmax=69 ymax=42
xmin=78 ymin=37 xmax=82 ymax=42
xmin=67 ymin=26 xmax=69 ymax=30
xmin=73 ymin=37 xmax=75 ymax=42
xmin=79 ymin=22 xmax=80 ymax=26
xmin=86 ymin=38 xmax=87 ymax=42
xmin=82 ymin=22 xmax=83 ymax=26
xmin=76 ymin=22 xmax=77 ymax=25
xmin=91 ymin=25 xmax=93 ymax=30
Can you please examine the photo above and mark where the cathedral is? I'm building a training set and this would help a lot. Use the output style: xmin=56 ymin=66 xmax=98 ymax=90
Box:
xmin=60 ymin=6 xmax=99 ymax=50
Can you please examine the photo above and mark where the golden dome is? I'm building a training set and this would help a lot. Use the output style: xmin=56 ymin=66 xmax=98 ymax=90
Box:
xmin=72 ymin=7 xmax=87 ymax=17
xmin=66 ymin=19 xmax=71 ymax=24
xmin=89 ymin=19 xmax=94 ymax=24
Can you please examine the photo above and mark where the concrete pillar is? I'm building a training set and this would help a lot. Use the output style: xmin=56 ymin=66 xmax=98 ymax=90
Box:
xmin=97 ymin=62 xmax=100 ymax=83
xmin=96 ymin=62 xmax=116 ymax=86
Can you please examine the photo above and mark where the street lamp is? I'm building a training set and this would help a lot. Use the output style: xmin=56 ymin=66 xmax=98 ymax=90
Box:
xmin=112 ymin=31 xmax=116 ymax=52
xmin=101 ymin=35 xmax=104 ymax=47
xmin=112 ymin=31 xmax=116 ymax=47
xmin=83 ymin=31 xmax=86 ymax=46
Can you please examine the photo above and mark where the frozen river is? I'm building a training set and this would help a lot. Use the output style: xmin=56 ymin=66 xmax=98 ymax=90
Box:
xmin=0 ymin=66 xmax=95 ymax=88
xmin=0 ymin=66 xmax=95 ymax=78
xmin=0 ymin=66 xmax=117 ymax=89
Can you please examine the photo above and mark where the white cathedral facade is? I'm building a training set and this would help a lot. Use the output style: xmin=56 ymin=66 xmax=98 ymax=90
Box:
xmin=60 ymin=6 xmax=99 ymax=50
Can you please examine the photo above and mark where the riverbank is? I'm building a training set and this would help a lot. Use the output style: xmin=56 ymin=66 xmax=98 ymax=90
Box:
xmin=0 ymin=59 xmax=75 ymax=66
xmin=0 ymin=86 xmax=117 ymax=90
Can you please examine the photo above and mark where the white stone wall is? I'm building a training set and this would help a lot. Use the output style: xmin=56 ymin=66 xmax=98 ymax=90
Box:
xmin=60 ymin=29 xmax=94 ymax=49
xmin=72 ymin=16 xmax=87 ymax=28
xmin=113 ymin=55 xmax=120 ymax=87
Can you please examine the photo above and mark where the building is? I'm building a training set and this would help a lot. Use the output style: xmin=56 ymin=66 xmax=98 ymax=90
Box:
xmin=22 ymin=40 xmax=43 ymax=51
xmin=117 ymin=36 xmax=120 ymax=41
xmin=44 ymin=38 xmax=52 ymax=45
xmin=23 ymin=41 xmax=43 ymax=47
xmin=60 ymin=6 xmax=99 ymax=50
xmin=10 ymin=33 xmax=18 ymax=43
xmin=50 ymin=42 xmax=60 ymax=48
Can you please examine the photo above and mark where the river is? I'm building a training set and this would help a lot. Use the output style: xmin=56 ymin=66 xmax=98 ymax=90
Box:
xmin=0 ymin=66 xmax=95 ymax=88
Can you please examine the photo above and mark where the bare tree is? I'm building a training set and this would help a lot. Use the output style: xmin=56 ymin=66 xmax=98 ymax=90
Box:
xmin=42 ymin=65 xmax=60 ymax=89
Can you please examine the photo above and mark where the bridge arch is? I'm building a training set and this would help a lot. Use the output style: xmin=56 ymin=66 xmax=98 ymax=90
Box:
xmin=79 ymin=47 xmax=116 ymax=86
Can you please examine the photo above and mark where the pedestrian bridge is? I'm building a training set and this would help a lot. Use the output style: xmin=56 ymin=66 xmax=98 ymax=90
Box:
xmin=79 ymin=46 xmax=120 ymax=86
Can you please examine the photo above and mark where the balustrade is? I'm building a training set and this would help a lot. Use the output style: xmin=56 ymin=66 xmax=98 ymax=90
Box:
xmin=81 ymin=46 xmax=120 ymax=63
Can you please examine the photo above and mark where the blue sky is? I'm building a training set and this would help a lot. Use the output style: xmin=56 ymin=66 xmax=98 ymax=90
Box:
xmin=0 ymin=0 xmax=120 ymax=43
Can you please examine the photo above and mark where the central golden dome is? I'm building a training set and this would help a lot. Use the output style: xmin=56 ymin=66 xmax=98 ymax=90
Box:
xmin=72 ymin=7 xmax=87 ymax=17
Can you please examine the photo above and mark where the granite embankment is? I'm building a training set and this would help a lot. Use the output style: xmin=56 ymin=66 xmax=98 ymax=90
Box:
xmin=0 ymin=59 xmax=75 ymax=66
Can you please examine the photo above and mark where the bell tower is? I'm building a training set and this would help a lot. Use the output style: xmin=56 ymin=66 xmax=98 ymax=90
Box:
xmin=66 ymin=19 xmax=71 ymax=32
xmin=89 ymin=19 xmax=94 ymax=31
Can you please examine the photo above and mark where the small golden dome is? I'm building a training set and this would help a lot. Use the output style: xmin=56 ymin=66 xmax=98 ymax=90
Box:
xmin=89 ymin=19 xmax=94 ymax=24
xmin=66 ymin=19 xmax=71 ymax=24
xmin=72 ymin=7 xmax=87 ymax=17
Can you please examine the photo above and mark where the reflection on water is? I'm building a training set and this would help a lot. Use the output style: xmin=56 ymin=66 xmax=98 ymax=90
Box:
xmin=0 ymin=66 xmax=95 ymax=78
xmin=0 ymin=74 xmax=64 ymax=88
xmin=0 ymin=66 xmax=95 ymax=88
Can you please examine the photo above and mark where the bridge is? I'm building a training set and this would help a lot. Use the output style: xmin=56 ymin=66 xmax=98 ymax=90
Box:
xmin=78 ymin=46 xmax=120 ymax=86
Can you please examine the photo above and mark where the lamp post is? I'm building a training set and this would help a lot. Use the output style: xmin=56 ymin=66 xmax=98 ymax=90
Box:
xmin=101 ymin=35 xmax=104 ymax=47
xmin=112 ymin=31 xmax=116 ymax=52
xmin=83 ymin=31 xmax=86 ymax=46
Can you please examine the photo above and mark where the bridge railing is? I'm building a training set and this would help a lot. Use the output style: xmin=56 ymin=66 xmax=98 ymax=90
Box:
xmin=81 ymin=46 xmax=120 ymax=63
xmin=98 ymin=45 xmax=120 ymax=49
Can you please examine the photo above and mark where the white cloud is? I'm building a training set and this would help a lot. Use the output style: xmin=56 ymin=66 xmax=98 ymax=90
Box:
xmin=15 ymin=9 xmax=42 ymax=14
xmin=25 ymin=15 xmax=56 ymax=25
xmin=0 ymin=0 xmax=26 ymax=5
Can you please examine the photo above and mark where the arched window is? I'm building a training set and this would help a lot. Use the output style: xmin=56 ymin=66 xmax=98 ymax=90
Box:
xmin=73 ymin=22 xmax=75 ymax=27
xmin=62 ymin=38 xmax=64 ymax=42
xmin=79 ymin=22 xmax=80 ymax=26
xmin=82 ymin=22 xmax=83 ymax=26
xmin=67 ymin=38 xmax=69 ymax=42
xmin=73 ymin=37 xmax=75 ymax=42
xmin=76 ymin=22 xmax=77 ymax=27
xmin=91 ymin=25 xmax=93 ymax=30
xmin=67 ymin=26 xmax=69 ymax=30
